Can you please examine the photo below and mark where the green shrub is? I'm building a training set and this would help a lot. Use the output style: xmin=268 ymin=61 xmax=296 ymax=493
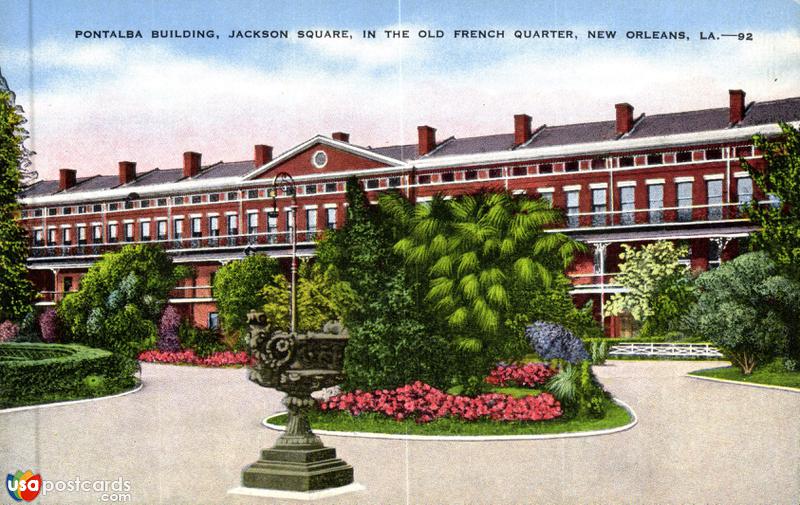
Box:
xmin=0 ymin=343 xmax=137 ymax=408
xmin=590 ymin=340 xmax=608 ymax=365
xmin=179 ymin=324 xmax=225 ymax=357
xmin=213 ymin=254 xmax=280 ymax=339
xmin=545 ymin=360 xmax=610 ymax=419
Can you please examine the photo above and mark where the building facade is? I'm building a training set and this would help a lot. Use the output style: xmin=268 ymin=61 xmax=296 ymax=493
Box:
xmin=18 ymin=90 xmax=800 ymax=336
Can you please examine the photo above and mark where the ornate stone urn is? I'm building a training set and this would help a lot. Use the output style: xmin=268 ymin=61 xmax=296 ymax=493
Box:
xmin=242 ymin=311 xmax=353 ymax=492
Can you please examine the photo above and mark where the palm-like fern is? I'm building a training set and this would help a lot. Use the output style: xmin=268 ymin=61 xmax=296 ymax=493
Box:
xmin=382 ymin=191 xmax=584 ymax=353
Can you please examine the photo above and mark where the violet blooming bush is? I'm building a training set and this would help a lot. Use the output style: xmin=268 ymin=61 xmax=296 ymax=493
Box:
xmin=0 ymin=320 xmax=19 ymax=342
xmin=157 ymin=305 xmax=182 ymax=352
xmin=526 ymin=321 xmax=589 ymax=363
xmin=39 ymin=308 xmax=59 ymax=343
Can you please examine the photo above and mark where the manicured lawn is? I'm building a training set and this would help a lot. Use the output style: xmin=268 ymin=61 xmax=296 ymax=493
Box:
xmin=266 ymin=401 xmax=631 ymax=436
xmin=690 ymin=366 xmax=800 ymax=390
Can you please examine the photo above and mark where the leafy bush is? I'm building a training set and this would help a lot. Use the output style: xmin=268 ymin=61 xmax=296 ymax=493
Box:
xmin=0 ymin=343 xmax=137 ymax=408
xmin=157 ymin=306 xmax=182 ymax=352
xmin=590 ymin=340 xmax=609 ymax=365
xmin=39 ymin=308 xmax=58 ymax=343
xmin=545 ymin=364 xmax=579 ymax=404
xmin=0 ymin=320 xmax=18 ymax=342
xmin=545 ymin=361 xmax=610 ymax=418
xmin=319 ymin=381 xmax=562 ymax=423
xmin=526 ymin=322 xmax=590 ymax=363
xmin=179 ymin=324 xmax=225 ymax=357
xmin=212 ymin=254 xmax=280 ymax=338
xmin=15 ymin=310 xmax=40 ymax=342
xmin=58 ymin=245 xmax=189 ymax=360
xmin=686 ymin=251 xmax=800 ymax=374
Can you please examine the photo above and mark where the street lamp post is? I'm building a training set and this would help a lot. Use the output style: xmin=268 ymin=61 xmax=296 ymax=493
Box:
xmin=269 ymin=172 xmax=298 ymax=334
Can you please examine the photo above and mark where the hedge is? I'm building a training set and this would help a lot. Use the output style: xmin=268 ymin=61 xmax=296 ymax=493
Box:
xmin=0 ymin=343 xmax=137 ymax=408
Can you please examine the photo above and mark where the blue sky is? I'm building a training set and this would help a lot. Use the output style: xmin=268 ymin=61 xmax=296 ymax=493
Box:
xmin=1 ymin=0 xmax=798 ymax=180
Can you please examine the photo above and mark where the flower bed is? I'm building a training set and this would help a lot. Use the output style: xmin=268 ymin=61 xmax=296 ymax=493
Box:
xmin=138 ymin=349 xmax=252 ymax=367
xmin=484 ymin=363 xmax=556 ymax=388
xmin=319 ymin=380 xmax=562 ymax=423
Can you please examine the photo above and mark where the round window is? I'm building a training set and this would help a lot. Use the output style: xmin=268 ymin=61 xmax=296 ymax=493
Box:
xmin=312 ymin=150 xmax=328 ymax=169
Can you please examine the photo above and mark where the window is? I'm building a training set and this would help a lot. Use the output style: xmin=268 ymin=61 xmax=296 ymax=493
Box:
xmin=209 ymin=216 xmax=219 ymax=237
xmin=109 ymin=203 xmax=119 ymax=211
xmin=619 ymin=156 xmax=635 ymax=168
xmin=266 ymin=213 xmax=277 ymax=243
xmin=388 ymin=177 xmax=401 ymax=187
xmin=737 ymin=177 xmax=753 ymax=208
xmin=108 ymin=223 xmax=118 ymax=243
xmin=124 ymin=201 xmax=134 ymax=210
xmin=767 ymin=193 xmax=781 ymax=209
xmin=208 ymin=312 xmax=220 ymax=330
xmin=247 ymin=212 xmax=258 ymax=235
xmin=676 ymin=151 xmax=693 ymax=163
xmin=677 ymin=182 xmax=693 ymax=222
xmin=565 ymin=161 xmax=579 ymax=172
xmin=190 ymin=217 xmax=201 ymax=238
xmin=48 ymin=228 xmax=57 ymax=246
xmin=173 ymin=219 xmax=183 ymax=240
xmin=511 ymin=166 xmax=527 ymax=177
xmin=247 ymin=189 xmax=259 ymax=199
xmin=306 ymin=208 xmax=317 ymax=236
xmin=538 ymin=164 xmax=553 ymax=174
xmin=124 ymin=222 xmax=134 ymax=242
xmin=417 ymin=175 xmax=431 ymax=185
xmin=34 ymin=208 xmax=43 ymax=217
xmin=62 ymin=228 xmax=72 ymax=245
xmin=34 ymin=229 xmax=43 ymax=246
xmin=227 ymin=191 xmax=238 ymax=201
xmin=591 ymin=189 xmax=606 ymax=227
xmin=441 ymin=172 xmax=455 ymax=182
xmin=77 ymin=205 xmax=87 ymax=214
xmin=325 ymin=207 xmax=336 ymax=229
xmin=48 ymin=208 xmax=57 ymax=216
xmin=140 ymin=199 xmax=150 ymax=208
xmin=209 ymin=193 xmax=220 ymax=203
xmin=539 ymin=192 xmax=553 ymax=206
xmin=707 ymin=179 xmax=723 ymax=220
xmin=157 ymin=220 xmax=168 ymax=240
xmin=92 ymin=225 xmax=102 ymax=244
xmin=566 ymin=190 xmax=579 ymax=228
xmin=735 ymin=146 xmax=753 ymax=158
xmin=488 ymin=168 xmax=502 ymax=179
xmin=305 ymin=184 xmax=317 ymax=195
xmin=63 ymin=206 xmax=72 ymax=215
xmin=93 ymin=204 xmax=102 ymax=212
xmin=366 ymin=179 xmax=379 ymax=189
xmin=708 ymin=240 xmax=721 ymax=269
xmin=77 ymin=226 xmax=87 ymax=245
xmin=191 ymin=195 xmax=202 ymax=204
xmin=140 ymin=221 xmax=151 ymax=241
xmin=620 ymin=186 xmax=635 ymax=225
xmin=325 ymin=183 xmax=337 ymax=193
xmin=706 ymin=148 xmax=723 ymax=160
xmin=647 ymin=153 xmax=663 ymax=165
xmin=648 ymin=184 xmax=664 ymax=224
xmin=465 ymin=170 xmax=477 ymax=180
xmin=157 ymin=198 xmax=167 ymax=207
xmin=227 ymin=214 xmax=238 ymax=236
xmin=63 ymin=277 xmax=73 ymax=294
xmin=591 ymin=158 xmax=605 ymax=170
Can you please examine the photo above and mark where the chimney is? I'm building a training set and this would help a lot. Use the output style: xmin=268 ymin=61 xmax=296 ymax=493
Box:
xmin=331 ymin=132 xmax=350 ymax=143
xmin=183 ymin=151 xmax=201 ymax=178
xmin=615 ymin=103 xmax=634 ymax=135
xmin=514 ymin=114 xmax=532 ymax=146
xmin=254 ymin=145 xmax=273 ymax=167
xmin=59 ymin=168 xmax=77 ymax=191
xmin=118 ymin=161 xmax=136 ymax=185
xmin=417 ymin=125 xmax=437 ymax=156
xmin=729 ymin=89 xmax=746 ymax=124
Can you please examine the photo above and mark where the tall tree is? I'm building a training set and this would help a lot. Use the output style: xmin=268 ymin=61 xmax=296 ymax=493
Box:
xmin=744 ymin=123 xmax=800 ymax=280
xmin=0 ymin=84 xmax=35 ymax=321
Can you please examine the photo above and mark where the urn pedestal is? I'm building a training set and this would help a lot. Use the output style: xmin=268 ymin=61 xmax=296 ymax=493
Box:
xmin=242 ymin=313 xmax=354 ymax=493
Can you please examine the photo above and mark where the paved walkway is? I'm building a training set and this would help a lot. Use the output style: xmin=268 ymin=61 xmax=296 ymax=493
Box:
xmin=1 ymin=361 xmax=798 ymax=504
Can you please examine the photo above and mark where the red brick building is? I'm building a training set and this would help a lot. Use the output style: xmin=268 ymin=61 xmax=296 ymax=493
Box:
xmin=19 ymin=90 xmax=800 ymax=336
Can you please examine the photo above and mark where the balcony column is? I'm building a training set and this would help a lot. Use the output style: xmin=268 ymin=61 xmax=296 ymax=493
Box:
xmin=49 ymin=268 xmax=60 ymax=302
xmin=712 ymin=237 xmax=732 ymax=265
xmin=593 ymin=242 xmax=610 ymax=329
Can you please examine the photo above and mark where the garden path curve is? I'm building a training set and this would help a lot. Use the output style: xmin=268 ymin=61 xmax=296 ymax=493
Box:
xmin=1 ymin=360 xmax=798 ymax=504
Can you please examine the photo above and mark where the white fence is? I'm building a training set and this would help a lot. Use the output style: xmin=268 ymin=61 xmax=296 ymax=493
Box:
xmin=609 ymin=342 xmax=724 ymax=358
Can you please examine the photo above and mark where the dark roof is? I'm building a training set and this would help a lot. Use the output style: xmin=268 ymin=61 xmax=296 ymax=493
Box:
xmin=65 ymin=175 xmax=119 ymax=192
xmin=127 ymin=168 xmax=183 ymax=187
xmin=195 ymin=160 xmax=255 ymax=179
xmin=368 ymin=144 xmax=420 ymax=161
xmin=427 ymin=134 xmax=515 ymax=157
xmin=523 ymin=120 xmax=620 ymax=148
xmin=627 ymin=108 xmax=730 ymax=139
xmin=20 ymin=180 xmax=59 ymax=198
xmin=739 ymin=97 xmax=800 ymax=127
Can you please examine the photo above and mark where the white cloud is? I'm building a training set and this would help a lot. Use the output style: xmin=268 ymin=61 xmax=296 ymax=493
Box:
xmin=18 ymin=29 xmax=800 ymax=181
